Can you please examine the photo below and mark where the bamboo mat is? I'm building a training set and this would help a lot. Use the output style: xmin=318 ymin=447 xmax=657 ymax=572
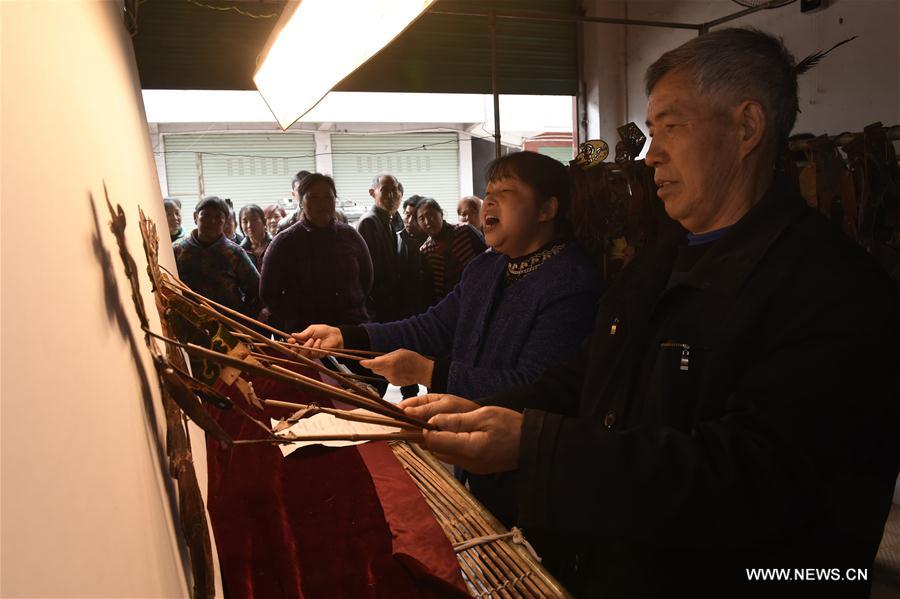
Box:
xmin=391 ymin=442 xmax=572 ymax=598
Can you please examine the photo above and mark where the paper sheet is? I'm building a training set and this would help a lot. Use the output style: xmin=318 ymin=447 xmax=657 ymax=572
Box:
xmin=271 ymin=410 xmax=402 ymax=457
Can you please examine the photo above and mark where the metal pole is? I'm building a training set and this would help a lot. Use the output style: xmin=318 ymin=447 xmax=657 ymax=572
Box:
xmin=196 ymin=152 xmax=205 ymax=198
xmin=701 ymin=0 xmax=792 ymax=32
xmin=430 ymin=9 xmax=702 ymax=31
xmin=490 ymin=10 xmax=501 ymax=159
xmin=430 ymin=2 xmax=796 ymax=33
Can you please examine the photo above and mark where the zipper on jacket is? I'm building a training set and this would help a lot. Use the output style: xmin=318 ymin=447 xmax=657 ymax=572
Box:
xmin=610 ymin=317 xmax=619 ymax=336
xmin=660 ymin=341 xmax=691 ymax=371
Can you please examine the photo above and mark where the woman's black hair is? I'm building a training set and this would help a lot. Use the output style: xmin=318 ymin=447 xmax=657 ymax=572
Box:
xmin=416 ymin=197 xmax=443 ymax=216
xmin=403 ymin=194 xmax=425 ymax=210
xmin=298 ymin=173 xmax=337 ymax=199
xmin=194 ymin=196 xmax=230 ymax=218
xmin=237 ymin=204 xmax=265 ymax=235
xmin=485 ymin=151 xmax=571 ymax=236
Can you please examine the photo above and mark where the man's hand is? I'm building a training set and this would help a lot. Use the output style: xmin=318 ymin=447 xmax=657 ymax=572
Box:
xmin=360 ymin=349 xmax=434 ymax=387
xmin=423 ymin=407 xmax=523 ymax=474
xmin=400 ymin=393 xmax=480 ymax=421
xmin=290 ymin=325 xmax=344 ymax=353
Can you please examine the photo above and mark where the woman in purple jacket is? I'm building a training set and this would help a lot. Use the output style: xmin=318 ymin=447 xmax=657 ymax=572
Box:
xmin=260 ymin=174 xmax=373 ymax=332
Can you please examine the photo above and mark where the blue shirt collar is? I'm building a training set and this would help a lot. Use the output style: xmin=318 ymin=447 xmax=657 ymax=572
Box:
xmin=687 ymin=225 xmax=734 ymax=246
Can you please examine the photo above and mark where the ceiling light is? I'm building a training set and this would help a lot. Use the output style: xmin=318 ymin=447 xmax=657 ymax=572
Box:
xmin=254 ymin=0 xmax=435 ymax=130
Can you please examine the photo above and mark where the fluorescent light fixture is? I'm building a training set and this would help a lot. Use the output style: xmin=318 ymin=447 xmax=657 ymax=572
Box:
xmin=254 ymin=0 xmax=435 ymax=130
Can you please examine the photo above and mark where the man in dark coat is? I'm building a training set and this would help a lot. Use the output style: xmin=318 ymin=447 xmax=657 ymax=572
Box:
xmin=357 ymin=173 xmax=403 ymax=323
xmin=403 ymin=28 xmax=899 ymax=598
xmin=397 ymin=194 xmax=429 ymax=320
xmin=276 ymin=169 xmax=311 ymax=234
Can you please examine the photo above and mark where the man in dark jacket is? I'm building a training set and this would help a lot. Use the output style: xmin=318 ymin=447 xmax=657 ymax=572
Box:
xmin=395 ymin=194 xmax=430 ymax=399
xmin=404 ymin=29 xmax=899 ymax=598
xmin=358 ymin=173 xmax=403 ymax=323
xmin=276 ymin=169 xmax=311 ymax=233
xmin=397 ymin=194 xmax=429 ymax=318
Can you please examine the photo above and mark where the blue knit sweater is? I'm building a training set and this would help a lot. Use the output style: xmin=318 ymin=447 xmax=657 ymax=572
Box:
xmin=362 ymin=244 xmax=604 ymax=400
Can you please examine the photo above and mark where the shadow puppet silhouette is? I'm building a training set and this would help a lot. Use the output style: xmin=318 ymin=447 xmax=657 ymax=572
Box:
xmin=88 ymin=192 xmax=192 ymax=583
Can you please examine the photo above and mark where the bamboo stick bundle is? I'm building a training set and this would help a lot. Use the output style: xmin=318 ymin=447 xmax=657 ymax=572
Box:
xmin=233 ymin=432 xmax=424 ymax=445
xmin=143 ymin=329 xmax=435 ymax=432
xmin=391 ymin=442 xmax=573 ymax=599
xmin=134 ymin=217 xmax=429 ymax=444
xmin=232 ymin=333 xmax=436 ymax=362
xmin=247 ymin=351 xmax=385 ymax=384
xmin=264 ymin=399 xmax=420 ymax=430
xmin=398 ymin=452 xmax=537 ymax=599
xmin=157 ymin=270 xmax=392 ymax=408
xmin=232 ymin=332 xmax=387 ymax=361
xmin=129 ymin=208 xmax=565 ymax=596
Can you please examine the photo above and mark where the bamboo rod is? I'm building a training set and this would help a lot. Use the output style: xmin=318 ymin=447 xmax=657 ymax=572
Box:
xmin=160 ymin=276 xmax=350 ymax=366
xmin=398 ymin=445 xmax=542 ymax=598
xmin=263 ymin=399 xmax=417 ymax=430
xmin=394 ymin=442 xmax=553 ymax=597
xmin=415 ymin=480 xmax=494 ymax=597
xmin=403 ymin=444 xmax=567 ymax=597
xmin=159 ymin=275 xmax=397 ymax=412
xmin=143 ymin=329 xmax=435 ymax=431
xmin=235 ymin=333 xmax=435 ymax=361
xmin=233 ymin=431 xmax=423 ymax=444
xmin=236 ymin=335 xmax=386 ymax=360
xmin=403 ymin=463 xmax=502 ymax=594
xmin=161 ymin=282 xmax=361 ymax=379
xmin=402 ymin=450 xmax=543 ymax=598
xmin=409 ymin=453 xmax=550 ymax=598
xmin=248 ymin=351 xmax=386 ymax=385
xmin=163 ymin=276 xmax=370 ymax=363
xmin=400 ymin=452 xmax=520 ymax=599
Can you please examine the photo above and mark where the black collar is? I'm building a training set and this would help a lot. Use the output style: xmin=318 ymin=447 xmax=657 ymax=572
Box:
xmin=371 ymin=205 xmax=392 ymax=224
xmin=673 ymin=178 xmax=807 ymax=297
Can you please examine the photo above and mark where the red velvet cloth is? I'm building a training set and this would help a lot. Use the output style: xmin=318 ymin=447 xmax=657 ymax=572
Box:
xmin=207 ymin=370 xmax=468 ymax=598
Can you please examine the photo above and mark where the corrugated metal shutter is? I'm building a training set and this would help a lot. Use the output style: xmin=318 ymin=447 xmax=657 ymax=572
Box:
xmin=331 ymin=133 xmax=461 ymax=223
xmin=162 ymin=132 xmax=315 ymax=219
xmin=164 ymin=140 xmax=200 ymax=202
xmin=538 ymin=146 xmax=574 ymax=164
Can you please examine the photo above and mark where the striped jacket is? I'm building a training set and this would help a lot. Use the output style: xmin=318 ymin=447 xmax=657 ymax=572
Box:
xmin=420 ymin=223 xmax=486 ymax=304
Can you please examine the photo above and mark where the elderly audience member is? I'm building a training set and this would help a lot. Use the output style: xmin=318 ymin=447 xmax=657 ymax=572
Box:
xmin=457 ymin=195 xmax=483 ymax=231
xmin=357 ymin=173 xmax=404 ymax=322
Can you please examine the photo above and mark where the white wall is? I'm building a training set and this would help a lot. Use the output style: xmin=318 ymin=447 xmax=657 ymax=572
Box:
xmin=1 ymin=2 xmax=193 ymax=596
xmin=582 ymin=0 xmax=900 ymax=153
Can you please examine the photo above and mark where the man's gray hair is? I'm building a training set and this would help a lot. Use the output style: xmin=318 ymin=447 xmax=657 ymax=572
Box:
xmin=645 ymin=28 xmax=799 ymax=145
xmin=370 ymin=172 xmax=399 ymax=189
